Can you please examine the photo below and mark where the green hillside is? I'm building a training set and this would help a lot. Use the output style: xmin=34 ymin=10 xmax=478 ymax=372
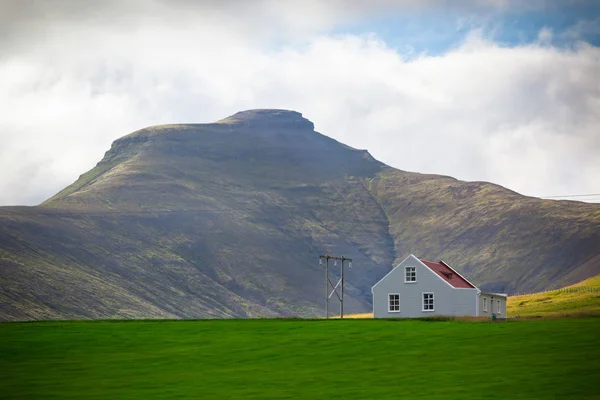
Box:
xmin=1 ymin=109 xmax=599 ymax=320
xmin=1 ymin=318 xmax=599 ymax=399
xmin=508 ymin=274 xmax=600 ymax=317
xmin=572 ymin=274 xmax=600 ymax=287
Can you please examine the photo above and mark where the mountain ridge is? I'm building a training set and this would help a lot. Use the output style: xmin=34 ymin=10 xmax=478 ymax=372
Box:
xmin=1 ymin=109 xmax=599 ymax=321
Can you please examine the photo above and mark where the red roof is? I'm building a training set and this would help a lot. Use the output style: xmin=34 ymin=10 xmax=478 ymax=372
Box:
xmin=420 ymin=259 xmax=475 ymax=289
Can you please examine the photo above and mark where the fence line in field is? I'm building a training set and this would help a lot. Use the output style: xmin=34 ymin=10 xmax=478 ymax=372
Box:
xmin=513 ymin=286 xmax=599 ymax=297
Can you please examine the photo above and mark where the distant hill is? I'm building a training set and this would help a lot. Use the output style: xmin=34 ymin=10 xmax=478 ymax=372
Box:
xmin=508 ymin=274 xmax=600 ymax=317
xmin=1 ymin=109 xmax=599 ymax=320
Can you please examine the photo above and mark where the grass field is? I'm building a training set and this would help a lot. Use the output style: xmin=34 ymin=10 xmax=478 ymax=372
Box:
xmin=508 ymin=274 xmax=600 ymax=317
xmin=1 ymin=318 xmax=599 ymax=399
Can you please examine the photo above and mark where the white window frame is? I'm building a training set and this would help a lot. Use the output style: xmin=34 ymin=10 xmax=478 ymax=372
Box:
xmin=497 ymin=301 xmax=501 ymax=314
xmin=404 ymin=266 xmax=417 ymax=283
xmin=483 ymin=297 xmax=488 ymax=312
xmin=422 ymin=292 xmax=434 ymax=312
xmin=388 ymin=293 xmax=400 ymax=313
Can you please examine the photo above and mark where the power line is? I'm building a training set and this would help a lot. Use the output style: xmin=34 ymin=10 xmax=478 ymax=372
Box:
xmin=541 ymin=193 xmax=600 ymax=199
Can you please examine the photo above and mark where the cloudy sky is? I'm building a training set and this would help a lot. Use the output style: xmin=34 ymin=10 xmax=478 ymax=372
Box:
xmin=1 ymin=0 xmax=599 ymax=205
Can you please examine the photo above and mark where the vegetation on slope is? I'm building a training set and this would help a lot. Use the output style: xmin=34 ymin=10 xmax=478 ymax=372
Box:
xmin=508 ymin=274 xmax=600 ymax=317
xmin=368 ymin=167 xmax=600 ymax=293
xmin=572 ymin=274 xmax=600 ymax=287
xmin=1 ymin=318 xmax=599 ymax=399
xmin=1 ymin=109 xmax=599 ymax=320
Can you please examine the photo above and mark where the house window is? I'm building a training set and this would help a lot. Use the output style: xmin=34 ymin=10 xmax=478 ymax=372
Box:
xmin=483 ymin=297 xmax=487 ymax=312
xmin=422 ymin=293 xmax=434 ymax=311
xmin=497 ymin=301 xmax=501 ymax=314
xmin=388 ymin=294 xmax=400 ymax=312
xmin=405 ymin=266 xmax=416 ymax=283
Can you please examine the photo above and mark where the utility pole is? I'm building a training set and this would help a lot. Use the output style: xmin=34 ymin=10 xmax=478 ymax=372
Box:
xmin=319 ymin=254 xmax=352 ymax=319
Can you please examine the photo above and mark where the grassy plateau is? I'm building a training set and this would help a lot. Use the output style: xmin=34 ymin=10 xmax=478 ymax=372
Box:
xmin=1 ymin=318 xmax=599 ymax=399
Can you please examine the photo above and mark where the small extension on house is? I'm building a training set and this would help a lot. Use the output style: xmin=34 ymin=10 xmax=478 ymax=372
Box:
xmin=372 ymin=254 xmax=506 ymax=318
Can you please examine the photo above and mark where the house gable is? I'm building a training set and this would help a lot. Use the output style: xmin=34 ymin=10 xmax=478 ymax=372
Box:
xmin=371 ymin=254 xmax=422 ymax=293
xmin=372 ymin=254 xmax=478 ymax=291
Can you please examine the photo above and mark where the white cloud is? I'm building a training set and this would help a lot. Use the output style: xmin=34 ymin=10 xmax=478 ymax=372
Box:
xmin=538 ymin=27 xmax=553 ymax=44
xmin=0 ymin=2 xmax=599 ymax=205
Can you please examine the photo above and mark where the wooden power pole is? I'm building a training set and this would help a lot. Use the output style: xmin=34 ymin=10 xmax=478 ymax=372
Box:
xmin=319 ymin=254 xmax=352 ymax=319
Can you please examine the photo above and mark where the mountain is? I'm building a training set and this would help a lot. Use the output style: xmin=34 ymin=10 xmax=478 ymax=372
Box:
xmin=1 ymin=109 xmax=599 ymax=321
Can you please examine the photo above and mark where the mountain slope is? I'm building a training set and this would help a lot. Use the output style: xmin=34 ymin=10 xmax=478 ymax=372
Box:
xmin=369 ymin=168 xmax=600 ymax=292
xmin=1 ymin=109 xmax=599 ymax=320
xmin=507 ymin=274 xmax=600 ymax=317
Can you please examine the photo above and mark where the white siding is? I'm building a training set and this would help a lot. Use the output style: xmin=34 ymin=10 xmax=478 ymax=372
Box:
xmin=478 ymin=293 xmax=507 ymax=317
xmin=372 ymin=255 xmax=478 ymax=318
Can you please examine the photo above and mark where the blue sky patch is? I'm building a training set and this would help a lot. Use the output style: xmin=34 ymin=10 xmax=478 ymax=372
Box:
xmin=333 ymin=2 xmax=600 ymax=55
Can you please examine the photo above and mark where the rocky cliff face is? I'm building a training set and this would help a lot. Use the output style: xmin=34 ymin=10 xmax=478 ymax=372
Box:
xmin=1 ymin=109 xmax=599 ymax=321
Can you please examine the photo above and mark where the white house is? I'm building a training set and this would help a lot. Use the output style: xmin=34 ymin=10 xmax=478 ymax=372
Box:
xmin=372 ymin=254 xmax=507 ymax=318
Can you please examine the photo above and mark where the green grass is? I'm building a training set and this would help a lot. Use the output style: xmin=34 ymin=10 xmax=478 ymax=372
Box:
xmin=573 ymin=275 xmax=600 ymax=287
xmin=508 ymin=274 xmax=600 ymax=317
xmin=1 ymin=319 xmax=599 ymax=399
